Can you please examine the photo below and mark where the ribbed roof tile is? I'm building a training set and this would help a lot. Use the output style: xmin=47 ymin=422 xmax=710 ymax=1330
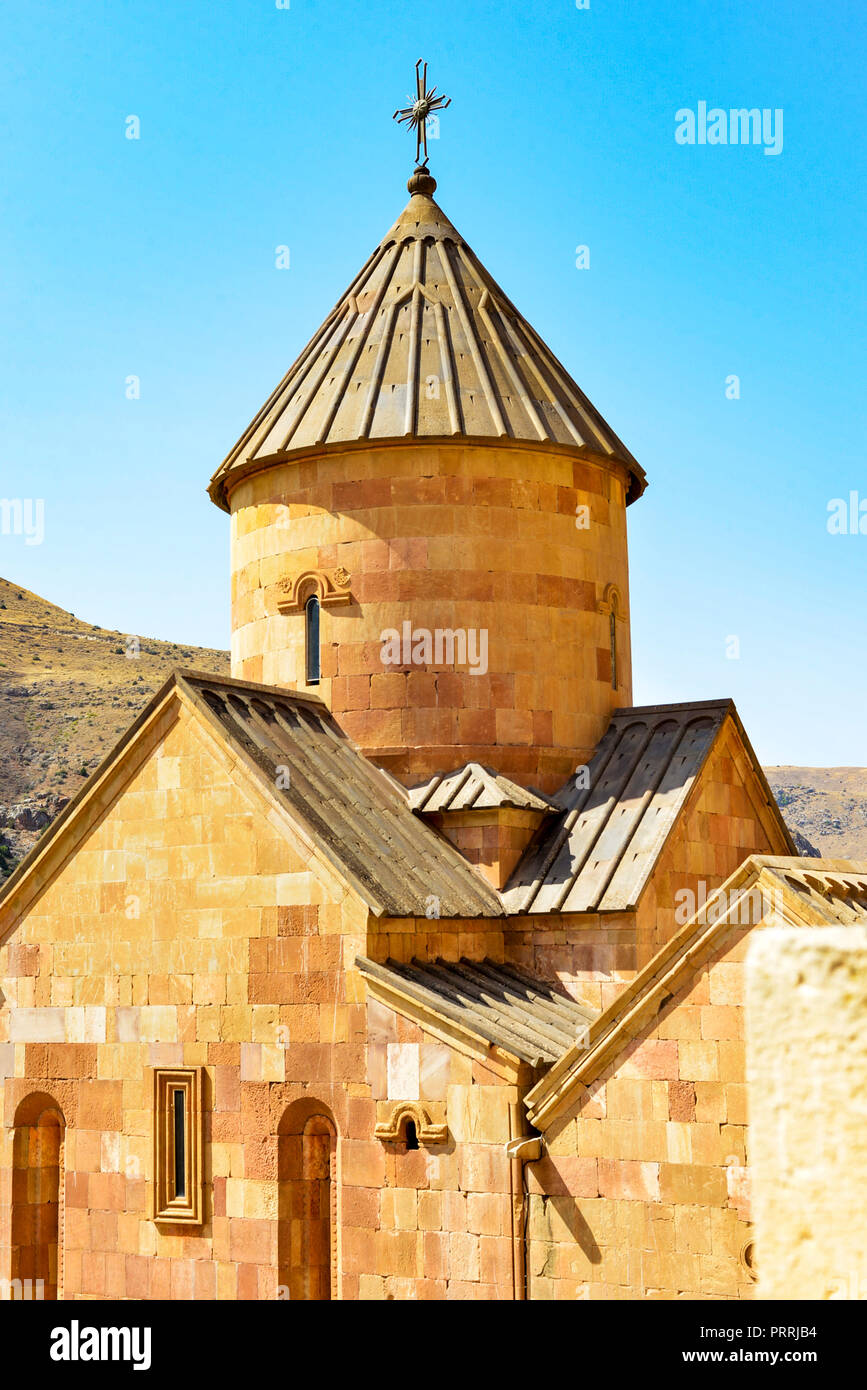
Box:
xmin=209 ymin=180 xmax=646 ymax=509
xmin=356 ymin=956 xmax=596 ymax=1066
xmin=408 ymin=763 xmax=557 ymax=814
xmin=181 ymin=672 xmax=503 ymax=919
xmin=502 ymin=699 xmax=792 ymax=915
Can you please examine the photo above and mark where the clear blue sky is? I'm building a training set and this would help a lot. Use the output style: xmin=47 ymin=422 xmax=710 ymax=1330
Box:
xmin=1 ymin=1 xmax=864 ymax=765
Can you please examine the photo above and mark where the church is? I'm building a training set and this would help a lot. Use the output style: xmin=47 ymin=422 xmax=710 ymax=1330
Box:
xmin=2 ymin=76 xmax=864 ymax=1301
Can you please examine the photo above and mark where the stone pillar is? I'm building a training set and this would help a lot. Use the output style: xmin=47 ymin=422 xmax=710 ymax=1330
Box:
xmin=746 ymin=926 xmax=867 ymax=1299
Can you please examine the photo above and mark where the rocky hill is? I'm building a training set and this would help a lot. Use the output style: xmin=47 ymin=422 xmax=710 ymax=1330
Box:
xmin=764 ymin=768 xmax=867 ymax=863
xmin=0 ymin=577 xmax=864 ymax=881
xmin=0 ymin=576 xmax=229 ymax=878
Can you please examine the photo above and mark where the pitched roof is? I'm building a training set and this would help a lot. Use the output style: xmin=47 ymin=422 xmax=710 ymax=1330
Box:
xmin=761 ymin=861 xmax=867 ymax=924
xmin=177 ymin=673 xmax=503 ymax=919
xmin=0 ymin=674 xmax=794 ymax=932
xmin=208 ymin=175 xmax=646 ymax=511
xmin=357 ymin=955 xmax=595 ymax=1066
xmin=0 ymin=671 xmax=503 ymax=924
xmin=502 ymin=699 xmax=794 ymax=916
xmin=523 ymin=855 xmax=867 ymax=1128
xmin=408 ymin=763 xmax=556 ymax=814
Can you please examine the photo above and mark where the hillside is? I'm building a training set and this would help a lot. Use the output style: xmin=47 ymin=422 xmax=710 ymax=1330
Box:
xmin=0 ymin=576 xmax=229 ymax=877
xmin=764 ymin=767 xmax=867 ymax=862
xmin=1 ymin=577 xmax=865 ymax=881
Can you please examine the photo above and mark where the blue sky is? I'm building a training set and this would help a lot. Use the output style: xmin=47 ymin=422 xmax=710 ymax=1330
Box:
xmin=1 ymin=0 xmax=864 ymax=765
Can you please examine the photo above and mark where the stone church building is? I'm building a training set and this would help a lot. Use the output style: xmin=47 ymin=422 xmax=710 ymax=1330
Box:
xmin=2 ymin=161 xmax=864 ymax=1302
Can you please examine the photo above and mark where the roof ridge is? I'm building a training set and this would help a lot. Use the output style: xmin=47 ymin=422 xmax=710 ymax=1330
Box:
xmin=408 ymin=761 xmax=556 ymax=814
xmin=524 ymin=854 xmax=867 ymax=1128
xmin=611 ymin=698 xmax=735 ymax=717
xmin=177 ymin=667 xmax=328 ymax=710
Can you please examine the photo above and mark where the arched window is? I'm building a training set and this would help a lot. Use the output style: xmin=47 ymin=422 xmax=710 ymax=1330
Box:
xmin=305 ymin=594 xmax=321 ymax=685
xmin=601 ymin=584 xmax=622 ymax=691
xmin=404 ymin=1119 xmax=419 ymax=1151
xmin=610 ymin=608 xmax=617 ymax=690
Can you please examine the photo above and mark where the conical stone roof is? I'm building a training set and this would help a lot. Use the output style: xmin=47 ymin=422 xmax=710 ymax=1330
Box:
xmin=209 ymin=169 xmax=646 ymax=511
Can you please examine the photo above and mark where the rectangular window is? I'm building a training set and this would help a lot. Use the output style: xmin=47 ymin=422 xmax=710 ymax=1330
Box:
xmin=173 ymin=1088 xmax=186 ymax=1200
xmin=153 ymin=1068 xmax=202 ymax=1224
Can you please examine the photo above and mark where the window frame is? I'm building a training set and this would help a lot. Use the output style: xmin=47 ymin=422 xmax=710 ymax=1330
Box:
xmin=153 ymin=1067 xmax=203 ymax=1225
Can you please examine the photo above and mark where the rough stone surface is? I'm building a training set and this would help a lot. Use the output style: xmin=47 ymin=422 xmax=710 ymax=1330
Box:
xmin=747 ymin=926 xmax=867 ymax=1300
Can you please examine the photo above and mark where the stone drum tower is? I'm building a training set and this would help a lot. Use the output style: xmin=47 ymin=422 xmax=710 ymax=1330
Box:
xmin=209 ymin=160 xmax=646 ymax=793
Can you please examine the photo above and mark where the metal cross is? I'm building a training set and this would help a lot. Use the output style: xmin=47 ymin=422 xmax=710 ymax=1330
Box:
xmin=393 ymin=59 xmax=451 ymax=166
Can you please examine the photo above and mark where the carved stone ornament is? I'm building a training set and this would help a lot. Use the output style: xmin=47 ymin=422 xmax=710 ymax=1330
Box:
xmin=374 ymin=1101 xmax=448 ymax=1145
xmin=597 ymin=582 xmax=625 ymax=620
xmin=276 ymin=567 xmax=352 ymax=613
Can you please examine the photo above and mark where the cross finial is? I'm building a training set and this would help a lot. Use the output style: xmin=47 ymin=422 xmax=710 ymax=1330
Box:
xmin=393 ymin=59 xmax=451 ymax=167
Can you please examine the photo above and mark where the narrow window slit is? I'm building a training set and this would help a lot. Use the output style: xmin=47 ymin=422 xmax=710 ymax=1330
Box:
xmin=306 ymin=595 xmax=321 ymax=685
xmin=173 ymin=1088 xmax=186 ymax=1200
xmin=610 ymin=609 xmax=617 ymax=689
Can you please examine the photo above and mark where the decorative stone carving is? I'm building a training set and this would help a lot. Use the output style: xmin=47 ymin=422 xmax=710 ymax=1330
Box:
xmin=739 ymin=1239 xmax=757 ymax=1282
xmin=374 ymin=1101 xmax=448 ymax=1145
xmin=276 ymin=568 xmax=352 ymax=613
xmin=597 ymin=582 xmax=626 ymax=620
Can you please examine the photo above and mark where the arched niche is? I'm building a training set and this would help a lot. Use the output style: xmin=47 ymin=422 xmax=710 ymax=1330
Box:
xmin=277 ymin=1099 xmax=339 ymax=1300
xmin=11 ymin=1092 xmax=66 ymax=1300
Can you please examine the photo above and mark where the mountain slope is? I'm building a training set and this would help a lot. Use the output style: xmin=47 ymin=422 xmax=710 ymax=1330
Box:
xmin=0 ymin=576 xmax=229 ymax=876
xmin=764 ymin=767 xmax=867 ymax=861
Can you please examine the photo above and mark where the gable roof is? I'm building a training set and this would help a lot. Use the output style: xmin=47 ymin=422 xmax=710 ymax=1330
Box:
xmin=357 ymin=955 xmax=595 ymax=1067
xmin=502 ymin=699 xmax=794 ymax=915
xmin=0 ymin=671 xmax=503 ymax=928
xmin=761 ymin=860 xmax=867 ymax=924
xmin=0 ymin=687 xmax=790 ymax=932
xmin=208 ymin=178 xmax=646 ymax=511
xmin=185 ymin=673 xmax=503 ymax=917
xmin=523 ymin=855 xmax=867 ymax=1128
xmin=408 ymin=763 xmax=557 ymax=814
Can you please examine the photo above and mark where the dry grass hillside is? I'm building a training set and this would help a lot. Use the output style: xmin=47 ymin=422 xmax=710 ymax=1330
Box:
xmin=0 ymin=576 xmax=228 ymax=877
xmin=1 ymin=576 xmax=864 ymax=881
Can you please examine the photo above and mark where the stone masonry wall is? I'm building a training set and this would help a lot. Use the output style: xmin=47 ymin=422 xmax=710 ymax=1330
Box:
xmin=0 ymin=704 xmax=523 ymax=1300
xmin=0 ymin=708 xmax=370 ymax=1299
xmin=229 ymin=443 xmax=633 ymax=792
xmin=350 ymin=997 xmax=521 ymax=1300
xmin=634 ymin=721 xmax=789 ymax=971
xmin=525 ymin=925 xmax=755 ymax=1300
